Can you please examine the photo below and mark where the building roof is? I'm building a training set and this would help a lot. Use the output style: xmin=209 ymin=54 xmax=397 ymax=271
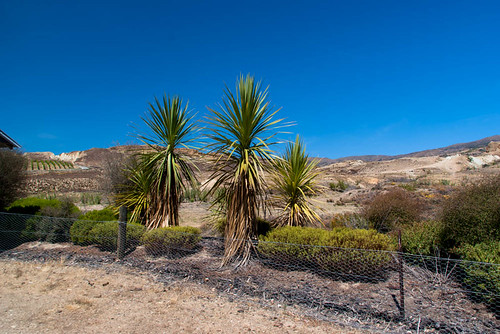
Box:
xmin=0 ymin=129 xmax=21 ymax=149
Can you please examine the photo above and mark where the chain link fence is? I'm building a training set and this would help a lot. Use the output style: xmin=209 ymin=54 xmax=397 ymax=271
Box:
xmin=0 ymin=211 xmax=498 ymax=333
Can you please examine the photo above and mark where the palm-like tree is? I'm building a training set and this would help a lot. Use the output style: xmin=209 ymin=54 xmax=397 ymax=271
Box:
xmin=134 ymin=95 xmax=198 ymax=228
xmin=115 ymin=158 xmax=154 ymax=224
xmin=206 ymin=74 xmax=283 ymax=267
xmin=271 ymin=135 xmax=322 ymax=227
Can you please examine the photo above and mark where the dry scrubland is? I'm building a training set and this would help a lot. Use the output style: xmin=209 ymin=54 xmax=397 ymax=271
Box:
xmin=4 ymin=138 xmax=499 ymax=333
xmin=22 ymin=139 xmax=500 ymax=224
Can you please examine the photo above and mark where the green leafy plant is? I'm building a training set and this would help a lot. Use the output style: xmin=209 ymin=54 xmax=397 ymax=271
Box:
xmin=400 ymin=220 xmax=444 ymax=256
xmin=141 ymin=226 xmax=201 ymax=256
xmin=80 ymin=193 xmax=102 ymax=205
xmin=258 ymin=226 xmax=395 ymax=281
xmin=329 ymin=180 xmax=348 ymax=192
xmin=130 ymin=95 xmax=198 ymax=228
xmin=456 ymin=241 xmax=500 ymax=308
xmin=70 ymin=208 xmax=118 ymax=245
xmin=86 ymin=222 xmax=145 ymax=251
xmin=398 ymin=182 xmax=417 ymax=192
xmin=441 ymin=175 xmax=500 ymax=249
xmin=182 ymin=186 xmax=208 ymax=202
xmin=206 ymin=74 xmax=284 ymax=267
xmin=331 ymin=213 xmax=369 ymax=229
xmin=7 ymin=197 xmax=79 ymax=216
xmin=270 ymin=135 xmax=322 ymax=227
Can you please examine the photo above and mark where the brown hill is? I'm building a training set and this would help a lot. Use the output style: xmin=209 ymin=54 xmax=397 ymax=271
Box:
xmin=317 ymin=135 xmax=500 ymax=167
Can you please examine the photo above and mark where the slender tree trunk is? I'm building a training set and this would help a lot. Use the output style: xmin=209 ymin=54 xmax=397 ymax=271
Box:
xmin=222 ymin=174 xmax=257 ymax=268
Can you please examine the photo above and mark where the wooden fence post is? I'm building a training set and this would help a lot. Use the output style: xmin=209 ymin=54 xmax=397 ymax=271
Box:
xmin=117 ymin=206 xmax=127 ymax=260
xmin=398 ymin=229 xmax=405 ymax=319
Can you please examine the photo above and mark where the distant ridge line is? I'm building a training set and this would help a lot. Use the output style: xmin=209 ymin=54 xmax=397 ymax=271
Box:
xmin=317 ymin=135 xmax=500 ymax=167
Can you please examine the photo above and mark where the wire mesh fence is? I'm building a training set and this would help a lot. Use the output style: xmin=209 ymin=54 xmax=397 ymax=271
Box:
xmin=0 ymin=211 xmax=498 ymax=333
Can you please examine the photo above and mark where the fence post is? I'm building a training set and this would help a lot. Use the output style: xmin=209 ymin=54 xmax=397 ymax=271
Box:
xmin=398 ymin=229 xmax=405 ymax=319
xmin=117 ymin=206 xmax=127 ymax=260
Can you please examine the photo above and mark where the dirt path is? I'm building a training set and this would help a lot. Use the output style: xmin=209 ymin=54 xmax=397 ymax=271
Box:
xmin=0 ymin=260 xmax=359 ymax=334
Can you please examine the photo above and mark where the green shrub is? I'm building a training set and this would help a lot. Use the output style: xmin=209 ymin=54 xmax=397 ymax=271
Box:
xmin=7 ymin=197 xmax=64 ymax=215
xmin=81 ymin=208 xmax=117 ymax=221
xmin=31 ymin=216 xmax=75 ymax=243
xmin=456 ymin=241 xmax=500 ymax=308
xmin=331 ymin=213 xmax=369 ymax=229
xmin=70 ymin=219 xmax=103 ymax=245
xmin=363 ymin=188 xmax=422 ymax=233
xmin=80 ymin=193 xmax=102 ymax=205
xmin=87 ymin=222 xmax=145 ymax=251
xmin=258 ymin=226 xmax=396 ymax=280
xmin=329 ymin=180 xmax=348 ymax=192
xmin=182 ymin=187 xmax=208 ymax=202
xmin=70 ymin=209 xmax=118 ymax=245
xmin=441 ymin=175 xmax=500 ymax=249
xmin=398 ymin=183 xmax=417 ymax=192
xmin=141 ymin=226 xmax=202 ymax=256
xmin=401 ymin=220 xmax=444 ymax=256
xmin=9 ymin=198 xmax=80 ymax=243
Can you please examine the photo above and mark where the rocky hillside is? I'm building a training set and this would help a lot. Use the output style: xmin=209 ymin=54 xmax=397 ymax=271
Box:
xmin=22 ymin=137 xmax=500 ymax=220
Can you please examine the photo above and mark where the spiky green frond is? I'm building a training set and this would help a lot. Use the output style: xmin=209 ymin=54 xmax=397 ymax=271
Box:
xmin=206 ymin=74 xmax=283 ymax=267
xmin=271 ymin=135 xmax=322 ymax=227
xmin=125 ymin=95 xmax=198 ymax=228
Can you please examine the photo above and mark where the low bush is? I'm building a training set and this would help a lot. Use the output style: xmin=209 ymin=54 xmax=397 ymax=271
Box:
xmin=31 ymin=216 xmax=75 ymax=243
xmin=331 ymin=213 xmax=369 ymax=229
xmin=84 ymin=222 xmax=145 ymax=251
xmin=401 ymin=220 xmax=444 ymax=256
xmin=329 ymin=180 xmax=348 ymax=192
xmin=258 ymin=226 xmax=396 ymax=281
xmin=362 ymin=188 xmax=422 ymax=233
xmin=441 ymin=175 xmax=500 ymax=249
xmin=456 ymin=241 xmax=500 ymax=308
xmin=11 ymin=198 xmax=81 ymax=243
xmin=7 ymin=197 xmax=66 ymax=215
xmin=141 ymin=226 xmax=202 ymax=256
xmin=70 ymin=208 xmax=118 ymax=245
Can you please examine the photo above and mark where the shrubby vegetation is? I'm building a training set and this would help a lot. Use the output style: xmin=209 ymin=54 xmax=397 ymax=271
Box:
xmin=329 ymin=180 xmax=348 ymax=192
xmin=141 ymin=226 xmax=201 ymax=256
xmin=456 ymin=241 xmax=500 ymax=307
xmin=259 ymin=226 xmax=395 ymax=280
xmin=0 ymin=149 xmax=26 ymax=210
xmin=7 ymin=197 xmax=79 ymax=216
xmin=440 ymin=175 xmax=500 ymax=250
xmin=400 ymin=220 xmax=444 ymax=256
xmin=331 ymin=213 xmax=369 ymax=229
xmin=70 ymin=208 xmax=118 ymax=245
xmin=8 ymin=197 xmax=81 ymax=243
xmin=85 ymin=222 xmax=144 ymax=251
xmin=362 ymin=188 xmax=422 ymax=233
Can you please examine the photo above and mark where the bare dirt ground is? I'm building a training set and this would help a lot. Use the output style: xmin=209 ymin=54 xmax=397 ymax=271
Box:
xmin=2 ymin=242 xmax=498 ymax=334
xmin=0 ymin=259 xmax=359 ymax=334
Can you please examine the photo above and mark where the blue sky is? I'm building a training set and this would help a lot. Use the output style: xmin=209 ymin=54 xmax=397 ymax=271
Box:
xmin=1 ymin=0 xmax=499 ymax=158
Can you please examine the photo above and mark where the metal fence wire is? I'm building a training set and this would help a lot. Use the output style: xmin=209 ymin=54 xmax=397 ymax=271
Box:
xmin=0 ymin=212 xmax=499 ymax=333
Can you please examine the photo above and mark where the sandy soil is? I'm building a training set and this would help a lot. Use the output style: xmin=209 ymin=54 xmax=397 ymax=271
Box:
xmin=0 ymin=260 xmax=359 ymax=334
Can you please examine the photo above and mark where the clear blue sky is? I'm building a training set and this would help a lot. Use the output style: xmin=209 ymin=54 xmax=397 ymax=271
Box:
xmin=1 ymin=0 xmax=499 ymax=158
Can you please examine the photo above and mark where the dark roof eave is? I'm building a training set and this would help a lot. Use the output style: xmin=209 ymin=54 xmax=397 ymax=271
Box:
xmin=0 ymin=129 xmax=21 ymax=148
